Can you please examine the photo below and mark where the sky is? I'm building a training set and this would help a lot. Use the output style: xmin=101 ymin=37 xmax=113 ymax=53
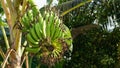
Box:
xmin=34 ymin=0 xmax=47 ymax=9
xmin=33 ymin=0 xmax=58 ymax=9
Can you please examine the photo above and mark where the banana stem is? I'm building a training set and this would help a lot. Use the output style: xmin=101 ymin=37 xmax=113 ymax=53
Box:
xmin=25 ymin=55 xmax=29 ymax=68
xmin=1 ymin=26 xmax=10 ymax=49
xmin=29 ymin=56 xmax=33 ymax=68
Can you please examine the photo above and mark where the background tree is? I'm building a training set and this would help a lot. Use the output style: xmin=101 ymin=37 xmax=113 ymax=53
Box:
xmin=58 ymin=0 xmax=120 ymax=68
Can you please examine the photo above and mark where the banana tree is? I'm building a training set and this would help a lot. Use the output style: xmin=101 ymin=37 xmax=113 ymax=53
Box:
xmin=0 ymin=0 xmax=73 ymax=68
xmin=0 ymin=0 xmax=92 ymax=67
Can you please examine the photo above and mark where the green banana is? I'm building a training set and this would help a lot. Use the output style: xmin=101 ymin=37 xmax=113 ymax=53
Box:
xmin=43 ymin=21 xmax=46 ymax=38
xmin=57 ymin=28 xmax=63 ymax=39
xmin=52 ymin=19 xmax=62 ymax=40
xmin=63 ymin=24 xmax=72 ymax=46
xmin=27 ymin=10 xmax=33 ymax=22
xmin=46 ymin=12 xmax=54 ymax=39
xmin=26 ymin=47 xmax=40 ymax=53
xmin=32 ymin=7 xmax=39 ymax=17
xmin=28 ymin=0 xmax=39 ymax=12
xmin=29 ymin=41 xmax=39 ymax=47
xmin=53 ymin=50 xmax=58 ymax=57
xmin=46 ymin=21 xmax=51 ymax=38
xmin=50 ymin=12 xmax=62 ymax=40
xmin=38 ymin=16 xmax=45 ymax=39
xmin=34 ymin=23 xmax=42 ymax=40
xmin=54 ymin=48 xmax=61 ymax=57
xmin=52 ymin=27 xmax=60 ymax=40
xmin=49 ymin=11 xmax=55 ymax=24
xmin=44 ymin=11 xmax=50 ymax=23
xmin=29 ymin=26 xmax=39 ymax=42
xmin=22 ymin=13 xmax=30 ymax=29
xmin=21 ymin=17 xmax=27 ymax=28
xmin=55 ymin=50 xmax=60 ymax=57
xmin=26 ymin=33 xmax=39 ymax=45
xmin=38 ymin=13 xmax=43 ymax=22
xmin=59 ymin=29 xmax=63 ymax=38
xmin=49 ymin=14 xmax=55 ymax=40
xmin=55 ymin=16 xmax=61 ymax=27
xmin=62 ymin=24 xmax=73 ymax=52
xmin=45 ymin=12 xmax=51 ymax=38
xmin=50 ymin=23 xmax=55 ymax=40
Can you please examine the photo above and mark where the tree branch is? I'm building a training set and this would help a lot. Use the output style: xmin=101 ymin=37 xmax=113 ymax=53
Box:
xmin=71 ymin=24 xmax=100 ymax=39
xmin=61 ymin=0 xmax=92 ymax=16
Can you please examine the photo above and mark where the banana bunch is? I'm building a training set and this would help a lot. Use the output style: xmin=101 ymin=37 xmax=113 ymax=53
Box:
xmin=21 ymin=0 xmax=72 ymax=66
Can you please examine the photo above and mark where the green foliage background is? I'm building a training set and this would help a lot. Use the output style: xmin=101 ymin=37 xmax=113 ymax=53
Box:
xmin=59 ymin=0 xmax=120 ymax=68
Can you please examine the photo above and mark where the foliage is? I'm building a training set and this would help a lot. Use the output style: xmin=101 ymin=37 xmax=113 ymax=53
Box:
xmin=59 ymin=0 xmax=120 ymax=68
xmin=64 ymin=28 xmax=120 ymax=68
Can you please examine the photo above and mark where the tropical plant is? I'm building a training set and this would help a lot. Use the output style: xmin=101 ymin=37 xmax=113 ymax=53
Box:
xmin=0 ymin=0 xmax=75 ymax=68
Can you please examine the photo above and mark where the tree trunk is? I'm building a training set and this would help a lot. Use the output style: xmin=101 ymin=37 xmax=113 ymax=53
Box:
xmin=9 ymin=29 xmax=22 ymax=68
xmin=10 ymin=51 xmax=21 ymax=68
